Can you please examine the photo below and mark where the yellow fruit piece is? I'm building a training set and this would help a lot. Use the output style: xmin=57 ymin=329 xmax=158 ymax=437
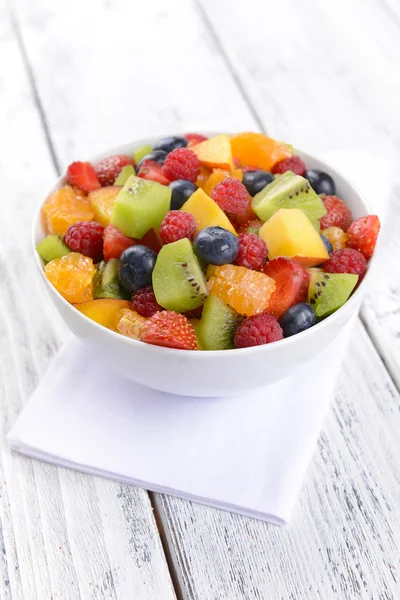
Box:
xmin=115 ymin=308 xmax=147 ymax=340
xmin=88 ymin=186 xmax=122 ymax=227
xmin=231 ymin=132 xmax=292 ymax=171
xmin=203 ymin=168 xmax=243 ymax=197
xmin=45 ymin=252 xmax=95 ymax=303
xmin=43 ymin=185 xmax=94 ymax=235
xmin=195 ymin=166 xmax=212 ymax=189
xmin=191 ymin=134 xmax=233 ymax=170
xmin=74 ymin=299 xmax=131 ymax=329
xmin=208 ymin=264 xmax=276 ymax=316
xmin=321 ymin=226 xmax=347 ymax=251
xmin=259 ymin=208 xmax=329 ymax=268
xmin=181 ymin=188 xmax=237 ymax=235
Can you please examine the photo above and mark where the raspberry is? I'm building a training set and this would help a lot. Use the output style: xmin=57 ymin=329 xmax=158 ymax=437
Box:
xmin=64 ymin=221 xmax=104 ymax=263
xmin=95 ymin=155 xmax=136 ymax=186
xmin=211 ymin=178 xmax=249 ymax=215
xmin=347 ymin=215 xmax=380 ymax=259
xmin=142 ymin=311 xmax=197 ymax=350
xmin=132 ymin=286 xmax=162 ymax=317
xmin=185 ymin=133 xmax=208 ymax=146
xmin=234 ymin=233 xmax=267 ymax=271
xmin=271 ymin=156 xmax=306 ymax=176
xmin=238 ymin=219 xmax=263 ymax=235
xmin=66 ymin=162 xmax=101 ymax=193
xmin=160 ymin=210 xmax=197 ymax=244
xmin=323 ymin=248 xmax=367 ymax=278
xmin=235 ymin=313 xmax=283 ymax=348
xmin=162 ymin=148 xmax=200 ymax=182
xmin=320 ymin=195 xmax=353 ymax=231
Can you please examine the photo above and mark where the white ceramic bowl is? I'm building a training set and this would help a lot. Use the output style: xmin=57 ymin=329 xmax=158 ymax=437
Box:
xmin=33 ymin=135 xmax=374 ymax=397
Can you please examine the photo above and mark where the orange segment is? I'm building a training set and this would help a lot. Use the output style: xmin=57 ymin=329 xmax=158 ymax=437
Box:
xmin=181 ymin=188 xmax=237 ymax=235
xmin=191 ymin=134 xmax=233 ymax=170
xmin=115 ymin=308 xmax=147 ymax=339
xmin=231 ymin=132 xmax=292 ymax=171
xmin=88 ymin=186 xmax=122 ymax=227
xmin=195 ymin=165 xmax=212 ymax=189
xmin=45 ymin=252 xmax=95 ymax=303
xmin=208 ymin=264 xmax=275 ymax=316
xmin=321 ymin=227 xmax=347 ymax=251
xmin=43 ymin=185 xmax=94 ymax=235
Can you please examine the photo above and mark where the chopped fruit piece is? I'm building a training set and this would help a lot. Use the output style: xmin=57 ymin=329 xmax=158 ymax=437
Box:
xmin=64 ymin=220 xmax=104 ymax=263
xmin=43 ymin=185 xmax=94 ymax=235
xmin=137 ymin=160 xmax=171 ymax=185
xmin=95 ymin=155 xmax=136 ymax=186
xmin=111 ymin=175 xmax=171 ymax=239
xmin=279 ymin=302 xmax=317 ymax=337
xmin=74 ymin=299 xmax=131 ymax=329
xmin=308 ymin=272 xmax=358 ymax=317
xmin=36 ymin=235 xmax=70 ymax=263
xmin=103 ymin=224 xmax=135 ymax=261
xmin=160 ymin=210 xmax=197 ymax=244
xmin=132 ymin=286 xmax=162 ymax=317
xmin=197 ymin=295 xmax=242 ymax=350
xmin=132 ymin=144 xmax=153 ymax=165
xmin=323 ymin=248 xmax=367 ymax=278
xmin=190 ymin=318 xmax=204 ymax=349
xmin=93 ymin=259 xmax=129 ymax=300
xmin=320 ymin=195 xmax=353 ymax=231
xmin=252 ymin=172 xmax=326 ymax=224
xmin=169 ymin=180 xmax=198 ymax=210
xmin=114 ymin=165 xmax=135 ymax=186
xmin=136 ymin=150 xmax=168 ymax=171
xmin=152 ymin=238 xmax=208 ymax=312
xmin=242 ymin=169 xmax=274 ymax=196
xmin=305 ymin=169 xmax=336 ymax=195
xmin=88 ymin=186 xmax=121 ymax=227
xmin=162 ymin=148 xmax=200 ymax=182
xmin=142 ymin=311 xmax=197 ymax=350
xmin=259 ymin=208 xmax=329 ymax=267
xmin=321 ymin=226 xmax=347 ymax=251
xmin=208 ymin=264 xmax=276 ymax=316
xmin=234 ymin=233 xmax=267 ymax=271
xmin=191 ymin=134 xmax=233 ymax=170
xmin=154 ymin=136 xmax=188 ymax=153
xmin=271 ymin=156 xmax=306 ymax=176
xmin=66 ymin=161 xmax=101 ymax=193
xmin=185 ymin=133 xmax=208 ymax=146
xmin=140 ymin=229 xmax=162 ymax=254
xmin=231 ymin=132 xmax=292 ymax=171
xmin=115 ymin=308 xmax=147 ymax=340
xmin=181 ymin=188 xmax=237 ymax=235
xmin=194 ymin=226 xmax=239 ymax=265
xmin=195 ymin=165 xmax=213 ymax=189
xmin=238 ymin=219 xmax=263 ymax=235
xmin=347 ymin=215 xmax=380 ymax=259
xmin=211 ymin=178 xmax=249 ymax=215
xmin=118 ymin=245 xmax=157 ymax=294
xmin=45 ymin=253 xmax=95 ymax=303
xmin=263 ymin=257 xmax=309 ymax=318
xmin=235 ymin=313 xmax=283 ymax=348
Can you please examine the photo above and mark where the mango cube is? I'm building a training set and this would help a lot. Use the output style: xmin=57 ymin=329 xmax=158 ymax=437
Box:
xmin=181 ymin=188 xmax=237 ymax=235
xmin=191 ymin=134 xmax=233 ymax=170
xmin=74 ymin=299 xmax=131 ymax=329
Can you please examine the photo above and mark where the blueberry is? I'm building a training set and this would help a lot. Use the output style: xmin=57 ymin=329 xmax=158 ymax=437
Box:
xmin=153 ymin=136 xmax=188 ymax=154
xmin=169 ymin=180 xmax=197 ymax=210
xmin=118 ymin=245 xmax=157 ymax=293
xmin=305 ymin=169 xmax=336 ymax=195
xmin=136 ymin=150 xmax=168 ymax=171
xmin=193 ymin=226 xmax=239 ymax=265
xmin=242 ymin=170 xmax=274 ymax=196
xmin=279 ymin=303 xmax=317 ymax=338
xmin=320 ymin=234 xmax=333 ymax=254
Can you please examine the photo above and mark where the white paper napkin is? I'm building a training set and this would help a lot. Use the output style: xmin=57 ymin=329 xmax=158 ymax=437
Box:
xmin=7 ymin=151 xmax=391 ymax=525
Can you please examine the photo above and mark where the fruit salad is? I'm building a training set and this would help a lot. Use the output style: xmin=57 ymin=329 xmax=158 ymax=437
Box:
xmin=37 ymin=132 xmax=380 ymax=350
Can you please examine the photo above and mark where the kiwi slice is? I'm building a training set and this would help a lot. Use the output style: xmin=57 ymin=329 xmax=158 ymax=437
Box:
xmin=152 ymin=238 xmax=208 ymax=312
xmin=111 ymin=175 xmax=171 ymax=238
xmin=189 ymin=318 xmax=205 ymax=350
xmin=114 ymin=165 xmax=135 ymax=186
xmin=36 ymin=235 xmax=70 ymax=263
xmin=94 ymin=259 xmax=130 ymax=300
xmin=197 ymin=295 xmax=241 ymax=350
xmin=133 ymin=144 xmax=153 ymax=165
xmin=252 ymin=171 xmax=327 ymax=224
xmin=308 ymin=272 xmax=358 ymax=318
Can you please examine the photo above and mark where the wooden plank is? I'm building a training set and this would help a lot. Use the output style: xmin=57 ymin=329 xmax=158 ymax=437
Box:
xmin=0 ymin=3 xmax=176 ymax=598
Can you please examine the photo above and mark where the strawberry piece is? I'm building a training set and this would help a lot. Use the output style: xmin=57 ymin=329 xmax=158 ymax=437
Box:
xmin=95 ymin=155 xmax=136 ymax=186
xmin=66 ymin=162 xmax=101 ymax=193
xmin=142 ymin=311 xmax=197 ymax=350
xmin=320 ymin=195 xmax=353 ymax=232
xmin=263 ymin=257 xmax=309 ymax=318
xmin=185 ymin=133 xmax=208 ymax=147
xmin=103 ymin=224 xmax=136 ymax=261
xmin=271 ymin=156 xmax=306 ymax=176
xmin=140 ymin=229 xmax=162 ymax=254
xmin=346 ymin=215 xmax=380 ymax=259
xmin=137 ymin=160 xmax=171 ymax=186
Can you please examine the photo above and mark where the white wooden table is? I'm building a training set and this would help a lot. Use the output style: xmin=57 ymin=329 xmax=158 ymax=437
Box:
xmin=1 ymin=0 xmax=400 ymax=597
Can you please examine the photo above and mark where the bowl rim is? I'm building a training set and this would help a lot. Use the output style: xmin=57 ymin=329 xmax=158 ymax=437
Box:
xmin=32 ymin=133 xmax=375 ymax=358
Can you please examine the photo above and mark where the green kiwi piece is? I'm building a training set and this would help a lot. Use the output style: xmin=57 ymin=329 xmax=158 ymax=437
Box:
xmin=197 ymin=295 xmax=241 ymax=350
xmin=132 ymin=144 xmax=153 ymax=165
xmin=152 ymin=238 xmax=208 ymax=312
xmin=308 ymin=272 xmax=358 ymax=318
xmin=252 ymin=171 xmax=327 ymax=223
xmin=94 ymin=259 xmax=130 ymax=300
xmin=111 ymin=175 xmax=171 ymax=238
xmin=189 ymin=318 xmax=205 ymax=350
xmin=36 ymin=235 xmax=70 ymax=263
xmin=114 ymin=165 xmax=135 ymax=186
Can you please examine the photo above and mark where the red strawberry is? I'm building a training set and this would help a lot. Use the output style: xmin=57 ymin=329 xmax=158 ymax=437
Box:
xmin=137 ymin=160 xmax=171 ymax=186
xmin=103 ymin=225 xmax=136 ymax=261
xmin=263 ymin=257 xmax=309 ymax=318
xmin=140 ymin=229 xmax=162 ymax=254
xmin=185 ymin=133 xmax=208 ymax=146
xmin=320 ymin=195 xmax=353 ymax=232
xmin=347 ymin=215 xmax=380 ymax=259
xmin=142 ymin=311 xmax=197 ymax=350
xmin=66 ymin=162 xmax=101 ymax=193
xmin=95 ymin=155 xmax=136 ymax=186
